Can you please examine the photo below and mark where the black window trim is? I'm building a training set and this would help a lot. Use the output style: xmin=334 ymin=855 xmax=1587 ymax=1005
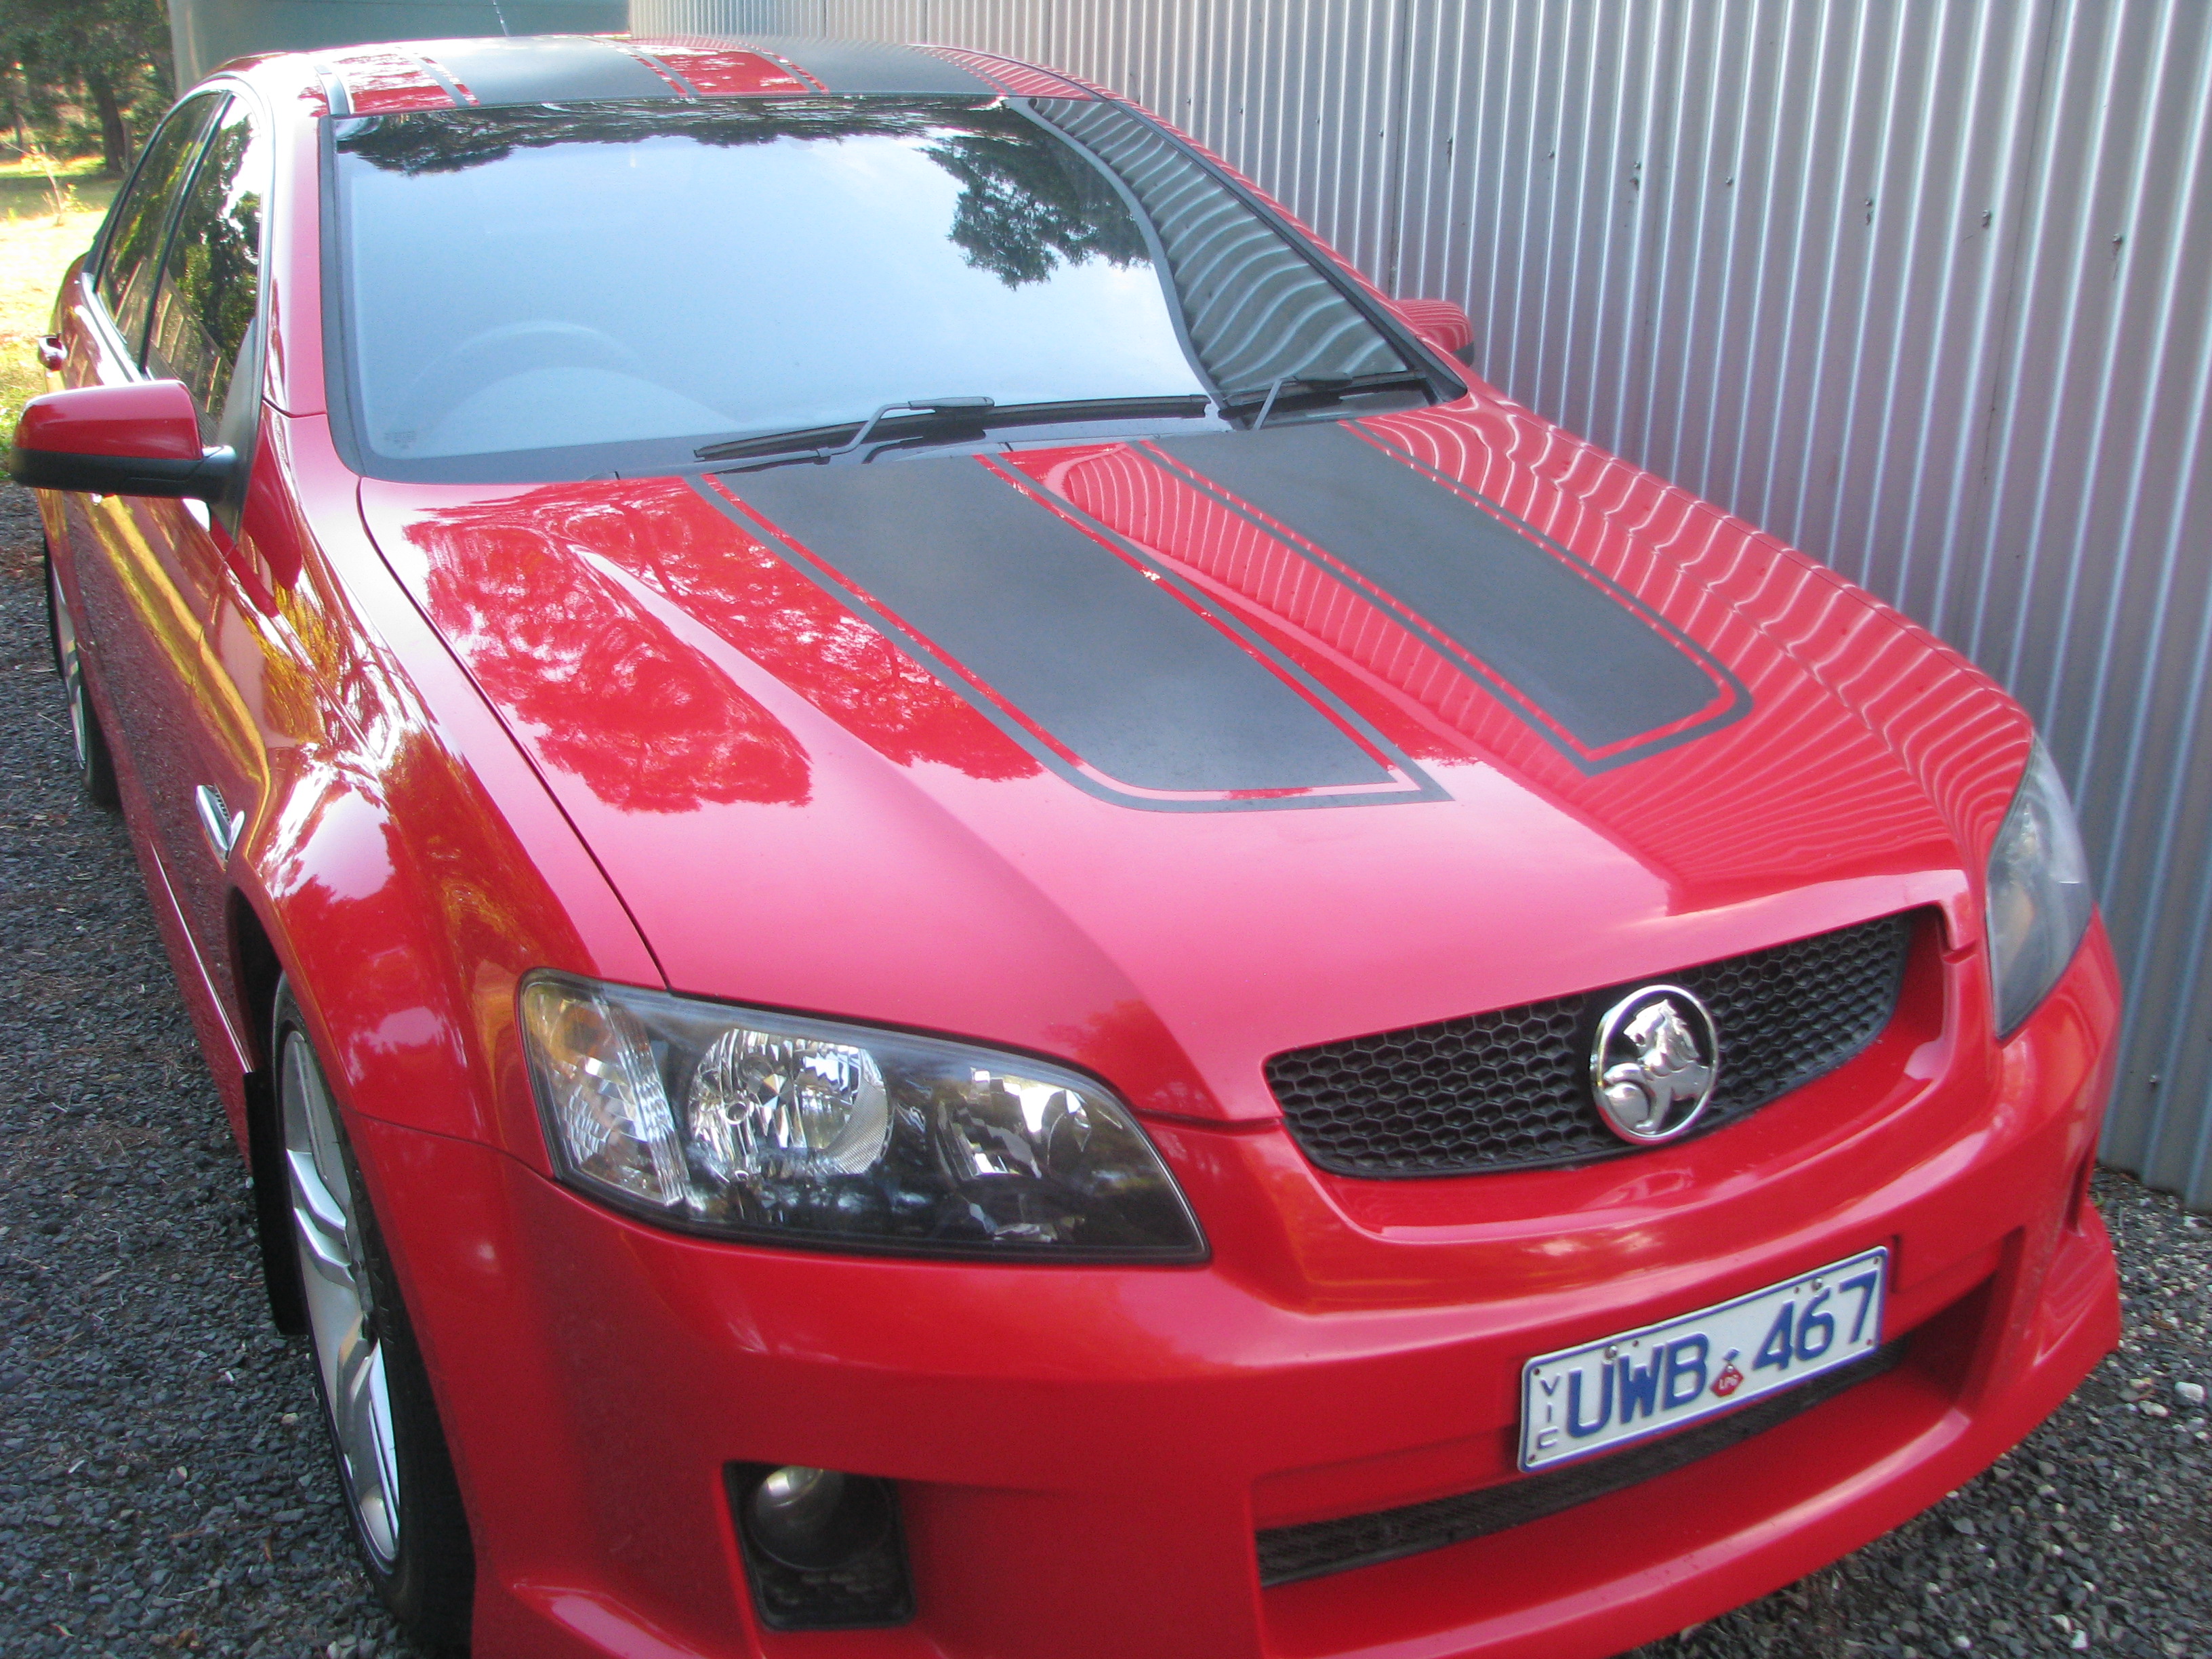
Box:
xmin=316 ymin=104 xmax=363 ymax=478
xmin=143 ymin=85 xmax=271 ymax=388
xmin=130 ymin=99 xmax=232 ymax=369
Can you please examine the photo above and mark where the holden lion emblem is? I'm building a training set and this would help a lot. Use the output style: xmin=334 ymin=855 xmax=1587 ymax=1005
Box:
xmin=1589 ymin=985 xmax=1719 ymax=1145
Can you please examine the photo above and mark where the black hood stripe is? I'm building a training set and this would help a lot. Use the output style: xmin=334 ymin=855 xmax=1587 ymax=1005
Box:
xmin=694 ymin=464 xmax=1443 ymax=812
xmin=722 ymin=37 xmax=997 ymax=94
xmin=1147 ymin=424 xmax=1749 ymax=771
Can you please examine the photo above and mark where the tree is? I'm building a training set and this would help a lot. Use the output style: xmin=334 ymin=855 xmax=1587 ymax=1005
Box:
xmin=0 ymin=0 xmax=172 ymax=174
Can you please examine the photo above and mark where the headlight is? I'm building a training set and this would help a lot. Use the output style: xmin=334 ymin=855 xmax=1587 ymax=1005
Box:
xmin=518 ymin=974 xmax=1206 ymax=1261
xmin=1985 ymin=739 xmax=2094 ymax=1037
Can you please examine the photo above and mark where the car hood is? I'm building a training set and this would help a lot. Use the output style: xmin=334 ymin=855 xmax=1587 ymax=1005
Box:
xmin=359 ymin=398 xmax=2028 ymax=1123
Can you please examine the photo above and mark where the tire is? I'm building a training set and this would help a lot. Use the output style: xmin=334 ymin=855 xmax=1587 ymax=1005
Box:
xmin=43 ymin=541 xmax=119 ymax=810
xmin=275 ymin=983 xmax=475 ymax=1650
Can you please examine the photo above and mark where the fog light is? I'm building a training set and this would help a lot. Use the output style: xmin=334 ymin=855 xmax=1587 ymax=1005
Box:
xmin=748 ymin=1466 xmax=883 ymax=1568
xmin=727 ymin=1462 xmax=912 ymax=1630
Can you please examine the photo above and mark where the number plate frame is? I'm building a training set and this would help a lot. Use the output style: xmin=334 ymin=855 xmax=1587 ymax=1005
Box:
xmin=1518 ymin=1246 xmax=1889 ymax=1471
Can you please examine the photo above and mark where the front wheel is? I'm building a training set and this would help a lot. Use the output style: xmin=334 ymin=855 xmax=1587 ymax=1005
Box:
xmin=276 ymin=983 xmax=474 ymax=1649
xmin=43 ymin=543 xmax=118 ymax=809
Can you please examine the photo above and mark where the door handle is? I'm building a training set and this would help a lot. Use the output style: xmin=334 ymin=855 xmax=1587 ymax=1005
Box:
xmin=37 ymin=334 xmax=65 ymax=371
xmin=194 ymin=785 xmax=244 ymax=864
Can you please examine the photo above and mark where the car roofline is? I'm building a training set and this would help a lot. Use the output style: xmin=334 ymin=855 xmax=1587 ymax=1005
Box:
xmin=213 ymin=34 xmax=1100 ymax=116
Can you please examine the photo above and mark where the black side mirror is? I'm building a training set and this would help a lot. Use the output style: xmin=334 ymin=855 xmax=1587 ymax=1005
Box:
xmin=9 ymin=380 xmax=238 ymax=501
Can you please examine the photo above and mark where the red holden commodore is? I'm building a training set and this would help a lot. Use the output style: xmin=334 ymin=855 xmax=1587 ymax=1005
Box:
xmin=14 ymin=32 xmax=2120 ymax=1659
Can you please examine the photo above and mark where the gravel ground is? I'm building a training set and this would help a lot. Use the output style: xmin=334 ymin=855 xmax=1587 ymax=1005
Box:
xmin=0 ymin=485 xmax=424 ymax=1659
xmin=0 ymin=480 xmax=2205 ymax=1659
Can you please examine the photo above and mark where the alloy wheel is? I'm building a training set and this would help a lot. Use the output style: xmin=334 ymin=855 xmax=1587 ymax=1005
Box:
xmin=281 ymin=1031 xmax=403 ymax=1567
xmin=47 ymin=557 xmax=91 ymax=775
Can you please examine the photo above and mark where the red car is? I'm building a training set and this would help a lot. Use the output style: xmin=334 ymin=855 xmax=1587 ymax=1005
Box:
xmin=15 ymin=33 xmax=2118 ymax=1659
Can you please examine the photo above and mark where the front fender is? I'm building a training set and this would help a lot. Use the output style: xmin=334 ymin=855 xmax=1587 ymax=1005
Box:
xmin=222 ymin=407 xmax=658 ymax=1158
xmin=210 ymin=408 xmax=662 ymax=1365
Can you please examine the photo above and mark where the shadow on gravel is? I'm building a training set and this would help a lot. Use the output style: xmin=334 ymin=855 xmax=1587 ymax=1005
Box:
xmin=0 ymin=478 xmax=2204 ymax=1658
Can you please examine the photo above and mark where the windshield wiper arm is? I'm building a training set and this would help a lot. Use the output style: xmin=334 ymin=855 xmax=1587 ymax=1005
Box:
xmin=696 ymin=396 xmax=994 ymax=464
xmin=962 ymin=393 xmax=1215 ymax=432
xmin=697 ymin=394 xmax=1216 ymax=467
xmin=834 ymin=396 xmax=994 ymax=457
xmin=1219 ymin=370 xmax=1437 ymax=428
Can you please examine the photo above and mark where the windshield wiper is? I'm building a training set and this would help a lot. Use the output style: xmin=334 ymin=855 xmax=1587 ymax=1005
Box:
xmin=696 ymin=396 xmax=993 ymax=465
xmin=695 ymin=393 xmax=1214 ymax=466
xmin=1219 ymin=370 xmax=1437 ymax=428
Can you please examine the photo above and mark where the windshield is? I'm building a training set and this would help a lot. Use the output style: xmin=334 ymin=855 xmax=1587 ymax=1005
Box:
xmin=328 ymin=96 xmax=1439 ymax=480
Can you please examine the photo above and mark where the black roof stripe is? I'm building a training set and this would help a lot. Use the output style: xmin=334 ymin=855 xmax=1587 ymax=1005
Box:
xmin=400 ymin=49 xmax=473 ymax=108
xmin=421 ymin=37 xmax=678 ymax=106
xmin=609 ymin=43 xmax=702 ymax=99
xmin=716 ymin=37 xmax=996 ymax=95
xmin=333 ymin=35 xmax=1005 ymax=109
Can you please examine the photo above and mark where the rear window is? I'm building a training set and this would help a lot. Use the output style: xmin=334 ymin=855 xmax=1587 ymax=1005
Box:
xmin=328 ymin=97 xmax=1433 ymax=481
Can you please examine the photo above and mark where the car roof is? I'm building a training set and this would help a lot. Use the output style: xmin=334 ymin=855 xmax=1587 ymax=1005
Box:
xmin=290 ymin=34 xmax=1095 ymax=116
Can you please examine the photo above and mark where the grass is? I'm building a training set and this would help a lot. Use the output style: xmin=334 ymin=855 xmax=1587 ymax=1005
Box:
xmin=0 ymin=157 xmax=117 ymax=434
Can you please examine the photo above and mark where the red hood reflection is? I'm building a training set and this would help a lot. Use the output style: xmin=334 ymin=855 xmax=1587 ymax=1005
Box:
xmin=359 ymin=396 xmax=2026 ymax=1123
xmin=407 ymin=493 xmax=811 ymax=814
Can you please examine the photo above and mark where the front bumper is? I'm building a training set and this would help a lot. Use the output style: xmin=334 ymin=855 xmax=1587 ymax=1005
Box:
xmin=356 ymin=920 xmax=2121 ymax=1659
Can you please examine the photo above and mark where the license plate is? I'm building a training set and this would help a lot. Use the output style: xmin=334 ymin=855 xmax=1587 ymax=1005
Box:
xmin=1519 ymin=1247 xmax=1887 ymax=1471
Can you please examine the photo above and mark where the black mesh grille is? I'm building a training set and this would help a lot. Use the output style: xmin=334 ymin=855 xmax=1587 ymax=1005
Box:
xmin=1267 ymin=912 xmax=1914 ymax=1177
xmin=1256 ymin=1338 xmax=1905 ymax=1586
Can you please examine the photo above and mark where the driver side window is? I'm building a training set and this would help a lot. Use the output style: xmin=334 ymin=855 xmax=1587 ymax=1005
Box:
xmin=144 ymin=98 xmax=270 ymax=447
xmin=96 ymin=92 xmax=224 ymax=354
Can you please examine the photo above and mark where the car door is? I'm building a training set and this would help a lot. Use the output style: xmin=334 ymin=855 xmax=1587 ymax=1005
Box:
xmin=53 ymin=90 xmax=224 ymax=790
xmin=62 ymin=90 xmax=274 ymax=1012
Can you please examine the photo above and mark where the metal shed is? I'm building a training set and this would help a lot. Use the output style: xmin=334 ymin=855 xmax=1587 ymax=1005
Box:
xmin=169 ymin=0 xmax=626 ymax=85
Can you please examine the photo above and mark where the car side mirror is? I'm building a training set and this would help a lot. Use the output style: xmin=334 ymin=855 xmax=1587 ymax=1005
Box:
xmin=8 ymin=380 xmax=237 ymax=501
xmin=1395 ymin=297 xmax=1476 ymax=366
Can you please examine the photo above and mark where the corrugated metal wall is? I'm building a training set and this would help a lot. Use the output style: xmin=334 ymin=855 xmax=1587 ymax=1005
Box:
xmin=634 ymin=0 xmax=2212 ymax=1210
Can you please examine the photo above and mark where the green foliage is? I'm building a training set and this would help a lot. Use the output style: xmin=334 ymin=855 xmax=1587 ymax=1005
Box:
xmin=144 ymin=110 xmax=260 ymax=418
xmin=927 ymin=125 xmax=1145 ymax=287
xmin=0 ymin=0 xmax=173 ymax=174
